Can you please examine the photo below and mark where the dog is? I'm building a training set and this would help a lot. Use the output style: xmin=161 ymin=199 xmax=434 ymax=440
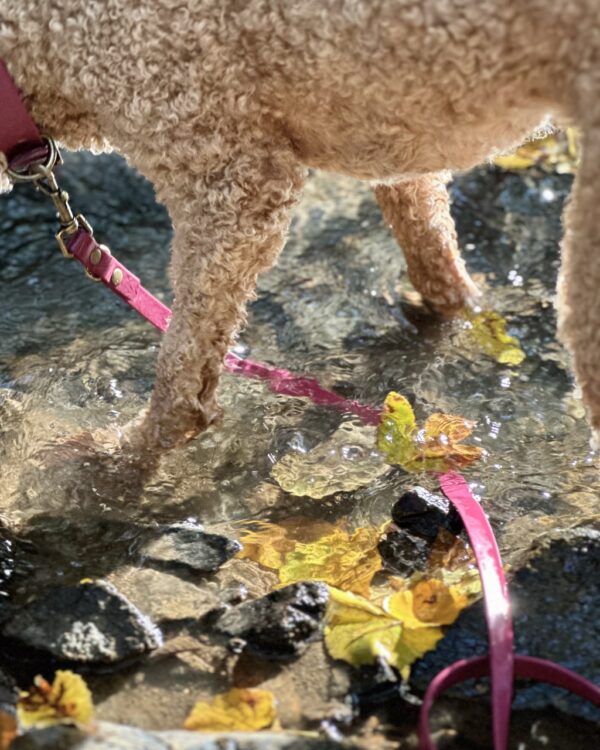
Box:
xmin=0 ymin=1 xmax=597 ymax=452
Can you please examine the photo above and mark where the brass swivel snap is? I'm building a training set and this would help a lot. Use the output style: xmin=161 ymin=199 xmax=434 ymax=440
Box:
xmin=7 ymin=135 xmax=94 ymax=259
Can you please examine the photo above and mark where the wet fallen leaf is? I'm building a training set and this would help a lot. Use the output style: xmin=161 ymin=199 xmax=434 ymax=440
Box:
xmin=237 ymin=518 xmax=337 ymax=570
xmin=0 ymin=711 xmax=17 ymax=750
xmin=278 ymin=526 xmax=384 ymax=597
xmin=324 ymin=587 xmax=444 ymax=680
xmin=427 ymin=529 xmax=475 ymax=572
xmin=462 ymin=309 xmax=525 ymax=365
xmin=494 ymin=128 xmax=579 ymax=174
xmin=271 ymin=422 xmax=389 ymax=499
xmin=377 ymin=393 xmax=484 ymax=472
xmin=427 ymin=530 xmax=482 ymax=597
xmin=184 ymin=688 xmax=276 ymax=732
xmin=17 ymin=671 xmax=93 ymax=728
xmin=397 ymin=580 xmax=467 ymax=626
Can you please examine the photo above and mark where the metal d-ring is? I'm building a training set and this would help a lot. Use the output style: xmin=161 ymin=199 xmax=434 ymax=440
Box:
xmin=6 ymin=135 xmax=59 ymax=183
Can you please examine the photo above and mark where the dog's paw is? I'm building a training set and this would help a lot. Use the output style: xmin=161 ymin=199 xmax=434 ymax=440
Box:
xmin=123 ymin=398 xmax=223 ymax=453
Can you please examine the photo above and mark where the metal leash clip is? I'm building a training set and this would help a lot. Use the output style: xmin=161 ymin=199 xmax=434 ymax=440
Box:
xmin=6 ymin=134 xmax=93 ymax=259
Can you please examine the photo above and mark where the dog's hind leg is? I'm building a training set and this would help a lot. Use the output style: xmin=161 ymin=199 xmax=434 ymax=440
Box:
xmin=374 ymin=173 xmax=479 ymax=314
xmin=129 ymin=136 xmax=306 ymax=451
xmin=558 ymin=119 xmax=600 ymax=442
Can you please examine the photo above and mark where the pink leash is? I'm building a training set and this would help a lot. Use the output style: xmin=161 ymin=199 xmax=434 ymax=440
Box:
xmin=2 ymin=59 xmax=599 ymax=749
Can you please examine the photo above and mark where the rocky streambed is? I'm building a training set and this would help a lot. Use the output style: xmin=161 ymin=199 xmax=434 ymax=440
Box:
xmin=0 ymin=150 xmax=598 ymax=748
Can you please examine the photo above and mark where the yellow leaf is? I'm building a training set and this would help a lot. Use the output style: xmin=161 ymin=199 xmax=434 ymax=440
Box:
xmin=409 ymin=580 xmax=468 ymax=625
xmin=377 ymin=392 xmax=484 ymax=472
xmin=237 ymin=521 xmax=297 ymax=570
xmin=0 ymin=711 xmax=17 ymax=750
xmin=427 ymin=530 xmax=482 ymax=598
xmin=271 ymin=422 xmax=389 ymax=499
xmin=17 ymin=671 xmax=93 ymax=728
xmin=462 ymin=309 xmax=525 ymax=365
xmin=324 ymin=587 xmax=444 ymax=679
xmin=279 ymin=526 xmax=383 ymax=597
xmin=184 ymin=688 xmax=276 ymax=732
xmin=237 ymin=518 xmax=337 ymax=570
xmin=494 ymin=128 xmax=580 ymax=174
xmin=427 ymin=529 xmax=474 ymax=572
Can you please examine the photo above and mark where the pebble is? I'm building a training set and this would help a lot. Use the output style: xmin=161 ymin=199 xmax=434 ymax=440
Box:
xmin=212 ymin=581 xmax=329 ymax=661
xmin=1 ymin=581 xmax=162 ymax=668
xmin=142 ymin=523 xmax=241 ymax=574
xmin=391 ymin=486 xmax=463 ymax=540
xmin=377 ymin=525 xmax=432 ymax=576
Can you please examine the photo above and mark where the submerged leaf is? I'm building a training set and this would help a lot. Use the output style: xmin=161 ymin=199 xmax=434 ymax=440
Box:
xmin=425 ymin=530 xmax=482 ymax=600
xmin=494 ymin=128 xmax=579 ymax=174
xmin=377 ymin=393 xmax=484 ymax=472
xmin=278 ymin=526 xmax=384 ymax=596
xmin=17 ymin=671 xmax=93 ymax=728
xmin=184 ymin=688 xmax=276 ymax=732
xmin=462 ymin=309 xmax=525 ymax=365
xmin=271 ymin=422 xmax=389 ymax=499
xmin=237 ymin=518 xmax=336 ymax=570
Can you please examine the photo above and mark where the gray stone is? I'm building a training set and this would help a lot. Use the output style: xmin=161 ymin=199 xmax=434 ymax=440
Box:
xmin=213 ymin=582 xmax=329 ymax=661
xmin=142 ymin=524 xmax=241 ymax=574
xmin=11 ymin=723 xmax=166 ymax=750
xmin=12 ymin=722 xmax=358 ymax=750
xmin=1 ymin=581 xmax=162 ymax=667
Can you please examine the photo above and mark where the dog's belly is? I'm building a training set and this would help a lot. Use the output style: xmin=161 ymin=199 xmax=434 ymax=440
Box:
xmin=284 ymin=102 xmax=549 ymax=182
xmin=258 ymin=1 xmax=562 ymax=182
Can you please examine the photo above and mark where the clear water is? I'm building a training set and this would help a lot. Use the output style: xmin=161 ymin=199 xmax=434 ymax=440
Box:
xmin=0 ymin=152 xmax=597 ymax=736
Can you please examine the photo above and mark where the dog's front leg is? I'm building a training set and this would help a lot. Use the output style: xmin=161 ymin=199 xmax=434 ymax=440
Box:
xmin=374 ymin=173 xmax=479 ymax=314
xmin=128 ymin=137 xmax=306 ymax=452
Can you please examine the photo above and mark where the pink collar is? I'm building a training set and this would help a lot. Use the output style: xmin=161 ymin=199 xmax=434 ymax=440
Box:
xmin=0 ymin=60 xmax=46 ymax=167
xmin=1 ymin=57 xmax=599 ymax=750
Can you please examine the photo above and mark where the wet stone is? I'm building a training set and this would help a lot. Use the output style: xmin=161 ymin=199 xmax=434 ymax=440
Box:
xmin=10 ymin=723 xmax=164 ymax=750
xmin=391 ymin=486 xmax=463 ymax=540
xmin=212 ymin=581 xmax=329 ymax=661
xmin=0 ymin=664 xmax=16 ymax=712
xmin=12 ymin=722 xmax=360 ymax=750
xmin=377 ymin=524 xmax=431 ymax=576
xmin=0 ymin=581 xmax=162 ymax=668
xmin=0 ymin=534 xmax=15 ymax=587
xmin=142 ymin=523 xmax=241 ymax=574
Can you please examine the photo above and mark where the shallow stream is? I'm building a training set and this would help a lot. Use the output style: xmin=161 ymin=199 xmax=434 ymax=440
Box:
xmin=0 ymin=152 xmax=598 ymax=748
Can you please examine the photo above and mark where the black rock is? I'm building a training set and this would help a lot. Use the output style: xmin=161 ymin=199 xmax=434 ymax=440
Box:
xmin=213 ymin=581 xmax=329 ymax=661
xmin=0 ymin=581 xmax=162 ymax=668
xmin=391 ymin=486 xmax=463 ymax=540
xmin=377 ymin=525 xmax=432 ymax=576
xmin=0 ymin=665 xmax=16 ymax=715
xmin=142 ymin=523 xmax=241 ymax=574
xmin=412 ymin=527 xmax=600 ymax=724
xmin=0 ymin=533 xmax=15 ymax=586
